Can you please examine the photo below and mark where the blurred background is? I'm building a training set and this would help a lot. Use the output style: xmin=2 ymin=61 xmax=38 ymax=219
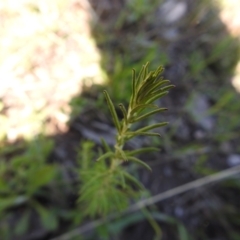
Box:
xmin=1 ymin=0 xmax=240 ymax=239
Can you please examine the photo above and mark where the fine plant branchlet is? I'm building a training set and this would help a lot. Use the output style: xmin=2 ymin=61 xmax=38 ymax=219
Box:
xmin=78 ymin=62 xmax=174 ymax=217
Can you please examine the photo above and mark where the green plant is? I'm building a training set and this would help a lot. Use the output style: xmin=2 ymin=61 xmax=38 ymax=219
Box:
xmin=116 ymin=0 xmax=160 ymax=27
xmin=108 ymin=48 xmax=169 ymax=103
xmin=0 ymin=136 xmax=58 ymax=236
xmin=78 ymin=63 xmax=174 ymax=217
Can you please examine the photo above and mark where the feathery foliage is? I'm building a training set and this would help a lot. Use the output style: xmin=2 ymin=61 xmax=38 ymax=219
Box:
xmin=78 ymin=63 xmax=174 ymax=217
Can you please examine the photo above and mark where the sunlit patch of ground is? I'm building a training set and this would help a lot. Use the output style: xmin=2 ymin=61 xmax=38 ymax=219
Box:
xmin=217 ymin=0 xmax=240 ymax=92
xmin=218 ymin=0 xmax=240 ymax=37
xmin=0 ymin=0 xmax=105 ymax=141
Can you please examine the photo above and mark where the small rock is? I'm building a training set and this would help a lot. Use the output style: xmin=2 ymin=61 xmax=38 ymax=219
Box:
xmin=163 ymin=166 xmax=173 ymax=177
xmin=227 ymin=154 xmax=240 ymax=167
xmin=186 ymin=93 xmax=215 ymax=131
xmin=194 ymin=129 xmax=206 ymax=139
xmin=174 ymin=206 xmax=184 ymax=217
xmin=159 ymin=0 xmax=187 ymax=24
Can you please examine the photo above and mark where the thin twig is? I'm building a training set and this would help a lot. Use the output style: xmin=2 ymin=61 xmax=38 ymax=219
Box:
xmin=51 ymin=165 xmax=240 ymax=240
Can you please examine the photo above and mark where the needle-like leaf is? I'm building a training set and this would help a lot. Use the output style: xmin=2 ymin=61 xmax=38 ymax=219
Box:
xmin=131 ymin=69 xmax=136 ymax=107
xmin=159 ymin=84 xmax=175 ymax=92
xmin=142 ymin=62 xmax=149 ymax=81
xmin=140 ymin=80 xmax=171 ymax=99
xmin=129 ymin=108 xmax=167 ymax=123
xmin=100 ymin=138 xmax=112 ymax=153
xmin=137 ymin=74 xmax=156 ymax=95
xmin=126 ymin=147 xmax=159 ymax=156
xmin=96 ymin=152 xmax=114 ymax=161
xmin=136 ymin=122 xmax=168 ymax=133
xmin=125 ymin=132 xmax=161 ymax=141
xmin=103 ymin=90 xmax=121 ymax=133
xmin=119 ymin=103 xmax=128 ymax=123
xmin=130 ymin=104 xmax=158 ymax=115
xmin=135 ymin=62 xmax=148 ymax=90
xmin=145 ymin=91 xmax=169 ymax=104
xmin=128 ymin=156 xmax=152 ymax=171
xmin=122 ymin=171 xmax=145 ymax=190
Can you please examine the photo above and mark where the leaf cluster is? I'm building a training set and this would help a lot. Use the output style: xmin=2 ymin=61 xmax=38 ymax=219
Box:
xmin=0 ymin=137 xmax=56 ymax=207
xmin=0 ymin=137 xmax=58 ymax=235
xmin=78 ymin=141 xmax=141 ymax=217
